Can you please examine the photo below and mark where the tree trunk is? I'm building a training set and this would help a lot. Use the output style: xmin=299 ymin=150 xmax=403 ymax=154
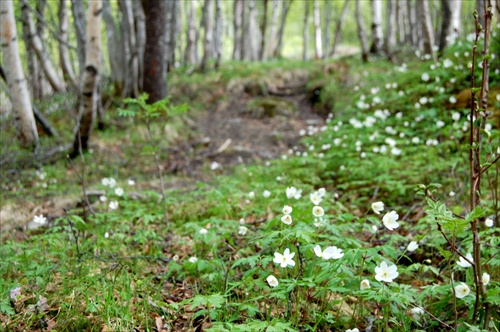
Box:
xmin=385 ymin=0 xmax=397 ymax=58
xmin=418 ymin=0 xmax=435 ymax=59
xmin=247 ymin=0 xmax=258 ymax=61
xmin=21 ymin=2 xmax=42 ymax=99
xmin=232 ymin=0 xmax=243 ymax=60
xmin=133 ymin=0 xmax=146 ymax=92
xmin=439 ymin=0 xmax=462 ymax=52
xmin=331 ymin=0 xmax=349 ymax=57
xmin=20 ymin=0 xmax=66 ymax=93
xmin=396 ymin=0 xmax=405 ymax=44
xmin=123 ymin=0 xmax=139 ymax=97
xmin=200 ymin=0 xmax=214 ymax=71
xmin=370 ymin=0 xmax=383 ymax=54
xmin=214 ymin=0 xmax=223 ymax=68
xmin=303 ymin=0 xmax=310 ymax=61
xmin=167 ymin=0 xmax=179 ymax=71
xmin=185 ymin=0 xmax=198 ymax=64
xmin=406 ymin=0 xmax=417 ymax=47
xmin=35 ymin=0 xmax=50 ymax=96
xmin=275 ymin=0 xmax=294 ymax=58
xmin=72 ymin=0 xmax=102 ymax=156
xmin=259 ymin=0 xmax=269 ymax=60
xmin=142 ymin=0 xmax=168 ymax=102
xmin=59 ymin=0 xmax=77 ymax=87
xmin=476 ymin=0 xmax=485 ymax=28
xmin=267 ymin=0 xmax=279 ymax=58
xmin=313 ymin=0 xmax=323 ymax=59
xmin=71 ymin=0 xmax=87 ymax=75
xmin=102 ymin=0 xmax=125 ymax=95
xmin=0 ymin=0 xmax=39 ymax=148
xmin=240 ymin=0 xmax=247 ymax=59
xmin=323 ymin=0 xmax=331 ymax=57
xmin=355 ymin=0 xmax=369 ymax=62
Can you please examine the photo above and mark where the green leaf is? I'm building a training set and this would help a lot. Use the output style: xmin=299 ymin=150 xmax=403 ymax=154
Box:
xmin=189 ymin=293 xmax=225 ymax=310
xmin=465 ymin=206 xmax=485 ymax=222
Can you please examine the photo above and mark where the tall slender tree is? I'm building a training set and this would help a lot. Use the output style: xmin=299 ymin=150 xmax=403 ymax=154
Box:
xmin=418 ymin=0 xmax=435 ymax=59
xmin=267 ymin=0 xmax=279 ymax=58
xmin=1 ymin=0 xmax=39 ymax=148
xmin=185 ymin=0 xmax=198 ymax=64
xmin=355 ymin=0 xmax=369 ymax=62
xmin=385 ymin=0 xmax=397 ymax=58
xmin=200 ymin=0 xmax=214 ymax=71
xmin=370 ymin=0 xmax=384 ymax=54
xmin=232 ymin=0 xmax=243 ymax=60
xmin=142 ymin=0 xmax=168 ymax=101
xmin=331 ymin=0 xmax=350 ymax=57
xmin=313 ymin=0 xmax=323 ymax=59
xmin=59 ymin=0 xmax=77 ymax=87
xmin=72 ymin=0 xmax=102 ymax=155
xmin=303 ymin=0 xmax=310 ymax=61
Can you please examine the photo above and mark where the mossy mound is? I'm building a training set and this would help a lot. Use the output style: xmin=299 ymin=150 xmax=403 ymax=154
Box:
xmin=245 ymin=96 xmax=297 ymax=119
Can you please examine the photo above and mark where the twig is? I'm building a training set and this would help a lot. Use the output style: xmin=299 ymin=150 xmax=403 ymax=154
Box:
xmin=63 ymin=210 xmax=82 ymax=263
xmin=66 ymin=151 xmax=95 ymax=216
xmin=437 ymin=223 xmax=474 ymax=266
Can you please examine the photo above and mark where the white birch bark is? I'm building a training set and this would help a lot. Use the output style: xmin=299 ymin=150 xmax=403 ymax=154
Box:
xmin=275 ymin=0 xmax=293 ymax=57
xmin=0 ymin=0 xmax=39 ymax=148
xmin=59 ymin=0 xmax=77 ymax=87
xmin=122 ymin=0 xmax=139 ymax=97
xmin=20 ymin=0 xmax=66 ymax=92
xmin=201 ymin=0 xmax=214 ymax=71
xmin=331 ymin=0 xmax=349 ymax=57
xmin=73 ymin=0 xmax=102 ymax=154
xmin=406 ymin=0 xmax=417 ymax=47
xmin=71 ymin=0 xmax=86 ymax=75
xmin=355 ymin=0 xmax=369 ymax=62
xmin=370 ymin=0 xmax=383 ymax=54
xmin=267 ymin=0 xmax=279 ymax=58
xmin=303 ymin=0 xmax=310 ymax=61
xmin=385 ymin=0 xmax=397 ymax=56
xmin=323 ymin=0 xmax=331 ymax=57
xmin=247 ymin=0 xmax=258 ymax=61
xmin=185 ymin=0 xmax=198 ymax=64
xmin=232 ymin=0 xmax=243 ymax=60
xmin=313 ymin=0 xmax=322 ymax=59
xmin=418 ymin=0 xmax=435 ymax=59
xmin=102 ymin=0 xmax=125 ymax=93
xmin=20 ymin=2 xmax=42 ymax=99
xmin=396 ymin=0 xmax=405 ymax=44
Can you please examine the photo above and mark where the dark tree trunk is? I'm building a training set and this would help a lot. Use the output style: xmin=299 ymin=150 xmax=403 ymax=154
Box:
xmin=438 ymin=0 xmax=452 ymax=53
xmin=259 ymin=0 xmax=269 ymax=60
xmin=142 ymin=0 xmax=168 ymax=102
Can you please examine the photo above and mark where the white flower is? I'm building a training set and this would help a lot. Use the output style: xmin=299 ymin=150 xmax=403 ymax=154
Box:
xmin=188 ymin=256 xmax=198 ymax=263
xmin=314 ymin=245 xmax=344 ymax=260
xmin=375 ymin=261 xmax=399 ymax=282
xmin=286 ymin=186 xmax=298 ymax=199
xmin=104 ymin=232 xmax=109 ymax=239
xmin=108 ymin=178 xmax=117 ymax=188
xmin=101 ymin=178 xmax=110 ymax=186
xmin=482 ymin=272 xmax=490 ymax=286
xmin=238 ymin=226 xmax=248 ymax=235
xmin=454 ymin=283 xmax=470 ymax=298
xmin=263 ymin=190 xmax=271 ymax=198
xmin=371 ymin=225 xmax=378 ymax=232
xmin=312 ymin=206 xmax=325 ymax=217
xmin=128 ymin=179 xmax=135 ymax=186
xmin=346 ymin=329 xmax=359 ymax=332
xmin=248 ymin=191 xmax=255 ymax=199
xmin=267 ymin=275 xmax=279 ymax=287
xmin=199 ymin=228 xmax=208 ymax=235
xmin=282 ymin=205 xmax=293 ymax=215
xmin=449 ymin=96 xmax=457 ymax=104
xmin=436 ymin=120 xmax=445 ymax=128
xmin=273 ymin=248 xmax=296 ymax=268
xmin=281 ymin=214 xmax=293 ymax=225
xmin=421 ymin=73 xmax=430 ymax=81
xmin=485 ymin=218 xmax=494 ymax=227
xmin=33 ymin=214 xmax=47 ymax=225
xmin=410 ymin=307 xmax=425 ymax=321
xmin=310 ymin=192 xmax=323 ymax=205
xmin=382 ymin=211 xmax=400 ymax=230
xmin=457 ymin=253 xmax=473 ymax=268
xmin=239 ymin=218 xmax=245 ymax=225
xmin=109 ymin=201 xmax=119 ymax=210
xmin=360 ymin=279 xmax=370 ymax=290
xmin=407 ymin=241 xmax=419 ymax=252
xmin=115 ymin=187 xmax=124 ymax=196
xmin=371 ymin=201 xmax=384 ymax=214
xmin=99 ymin=195 xmax=107 ymax=202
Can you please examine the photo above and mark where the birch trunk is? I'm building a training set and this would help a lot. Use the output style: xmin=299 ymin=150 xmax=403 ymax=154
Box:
xmin=313 ymin=0 xmax=323 ymax=59
xmin=20 ymin=0 xmax=66 ymax=93
xmin=122 ymin=0 xmax=139 ymax=97
xmin=331 ymin=0 xmax=349 ymax=57
xmin=406 ymin=0 xmax=417 ymax=46
xmin=275 ymin=0 xmax=293 ymax=57
xmin=142 ymin=0 xmax=168 ymax=102
xmin=200 ymin=0 xmax=214 ymax=71
xmin=370 ymin=0 xmax=383 ymax=54
xmin=232 ymin=0 xmax=243 ymax=60
xmin=323 ymin=0 xmax=331 ymax=57
xmin=167 ymin=0 xmax=179 ymax=71
xmin=133 ymin=0 xmax=145 ymax=91
xmin=35 ymin=0 xmax=50 ymax=96
xmin=259 ymin=0 xmax=269 ymax=60
xmin=247 ymin=0 xmax=258 ymax=61
xmin=59 ymin=0 xmax=77 ymax=87
xmin=355 ymin=0 xmax=369 ymax=62
xmin=102 ymin=0 xmax=125 ymax=94
xmin=0 ymin=0 xmax=39 ymax=148
xmin=241 ymin=0 xmax=247 ymax=59
xmin=303 ymin=1 xmax=310 ymax=61
xmin=21 ymin=2 xmax=42 ymax=99
xmin=418 ymin=0 xmax=435 ymax=59
xmin=185 ymin=0 xmax=198 ymax=64
xmin=72 ymin=0 xmax=102 ymax=155
xmin=214 ymin=0 xmax=223 ymax=68
xmin=267 ymin=0 xmax=279 ymax=58
xmin=396 ymin=0 xmax=405 ymax=43
xmin=71 ymin=0 xmax=86 ymax=75
xmin=385 ymin=0 xmax=397 ymax=57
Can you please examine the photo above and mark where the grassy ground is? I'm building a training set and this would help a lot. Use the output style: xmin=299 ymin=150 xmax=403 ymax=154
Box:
xmin=1 ymin=37 xmax=500 ymax=331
